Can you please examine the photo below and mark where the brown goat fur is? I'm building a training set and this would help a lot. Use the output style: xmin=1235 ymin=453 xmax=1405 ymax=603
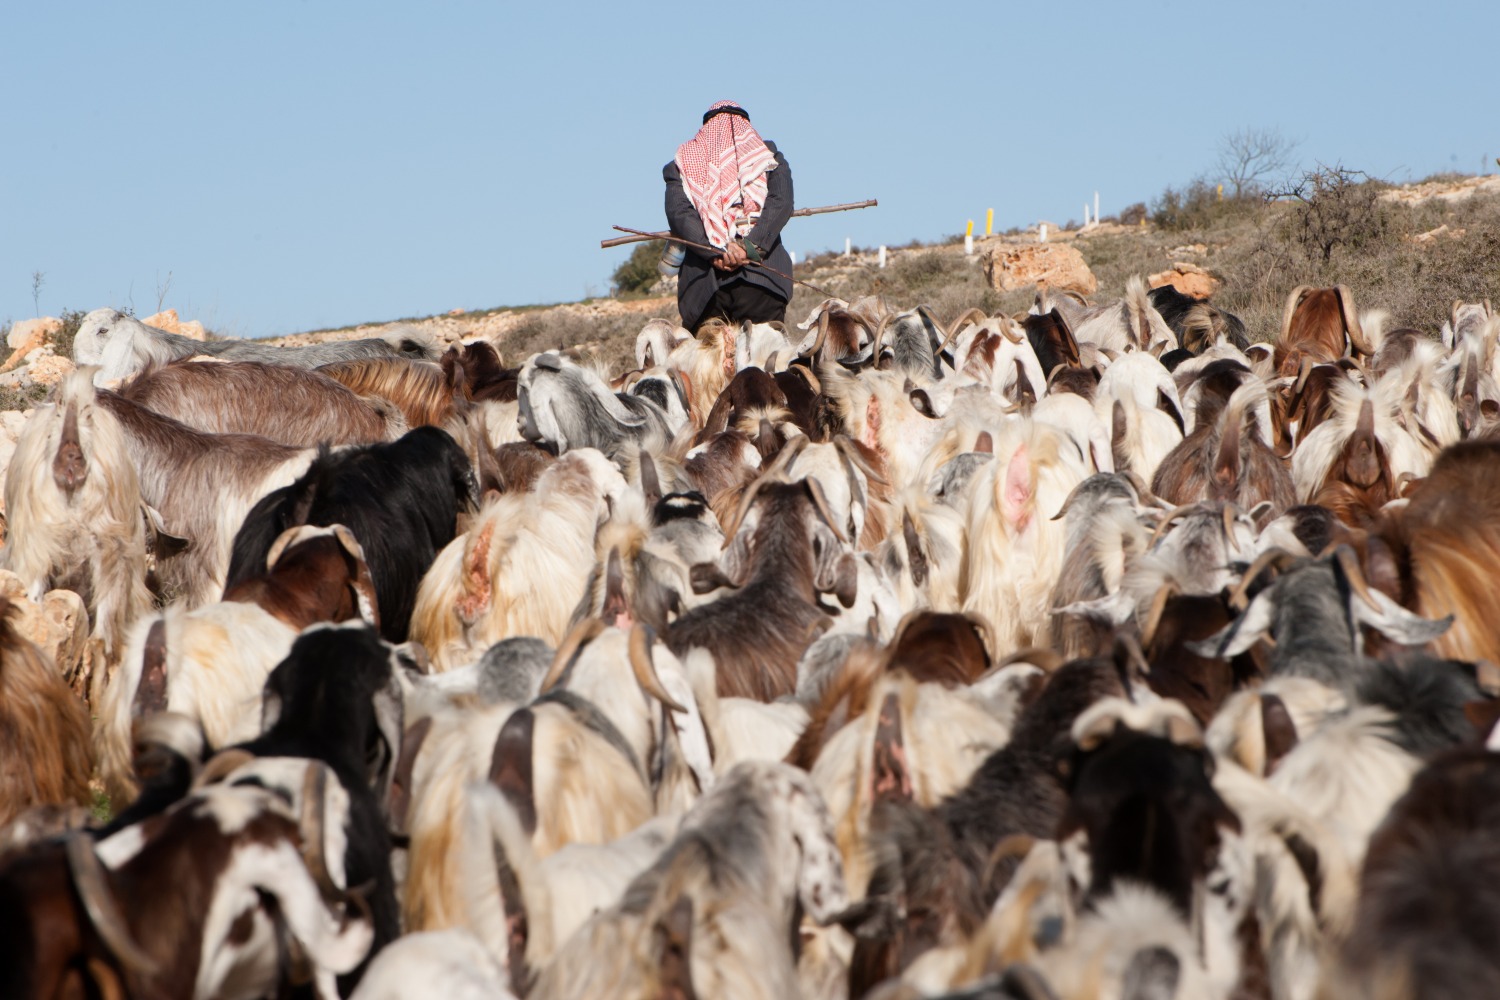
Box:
xmin=1374 ymin=441 xmax=1500 ymax=663
xmin=666 ymin=481 xmax=843 ymax=701
xmin=117 ymin=360 xmax=404 ymax=445
xmin=221 ymin=531 xmax=376 ymax=630
xmin=317 ymin=357 xmax=457 ymax=427
xmin=0 ymin=599 xmax=93 ymax=826
xmin=1274 ymin=286 xmax=1367 ymax=378
xmin=442 ymin=340 xmax=518 ymax=403
xmin=1153 ymin=381 xmax=1294 ymax=522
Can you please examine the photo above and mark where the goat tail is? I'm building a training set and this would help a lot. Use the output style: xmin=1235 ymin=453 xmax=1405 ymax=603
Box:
xmin=467 ymin=782 xmax=555 ymax=977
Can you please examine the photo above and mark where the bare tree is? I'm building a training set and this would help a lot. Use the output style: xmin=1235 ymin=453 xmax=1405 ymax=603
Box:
xmin=1217 ymin=127 xmax=1300 ymax=198
xmin=30 ymin=271 xmax=44 ymax=317
xmin=155 ymin=269 xmax=173 ymax=314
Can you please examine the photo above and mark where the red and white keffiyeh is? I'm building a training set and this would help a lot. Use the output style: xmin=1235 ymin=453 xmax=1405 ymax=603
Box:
xmin=675 ymin=100 xmax=778 ymax=250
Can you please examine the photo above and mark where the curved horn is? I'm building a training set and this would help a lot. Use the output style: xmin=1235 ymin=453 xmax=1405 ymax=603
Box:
xmin=1336 ymin=285 xmax=1373 ymax=357
xmin=66 ymin=834 xmax=162 ymax=977
xmin=939 ymin=307 xmax=989 ymax=353
xmin=719 ymin=474 xmax=775 ymax=549
xmin=331 ymin=524 xmax=381 ymax=629
xmin=1293 ymin=356 xmax=1316 ymax=396
xmin=1332 ymin=544 xmax=1383 ymax=614
xmin=805 ymin=476 xmax=850 ymax=545
xmin=996 ymin=646 xmax=1064 ymax=673
xmin=628 ymin=624 xmax=687 ymax=714
xmin=192 ymin=748 xmax=256 ymax=789
xmin=299 ymin=762 xmax=342 ymax=900
xmin=1140 ymin=582 xmax=1180 ymax=649
xmin=1280 ymin=285 xmax=1312 ymax=342
xmin=1147 ymin=505 xmax=1204 ymax=549
xmin=538 ymin=618 xmax=607 ymax=693
xmin=870 ymin=313 xmax=894 ymax=369
xmin=1222 ymin=503 xmax=1240 ymax=543
xmin=801 ymin=310 xmax=831 ymax=362
xmin=1228 ymin=548 xmax=1301 ymax=610
xmin=997 ymin=317 xmax=1026 ymax=344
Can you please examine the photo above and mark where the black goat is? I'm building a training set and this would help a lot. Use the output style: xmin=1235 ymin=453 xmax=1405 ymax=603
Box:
xmin=232 ymin=623 xmax=406 ymax=994
xmin=223 ymin=426 xmax=476 ymax=642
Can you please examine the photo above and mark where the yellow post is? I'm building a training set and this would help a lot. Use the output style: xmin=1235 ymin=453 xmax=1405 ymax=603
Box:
xmin=966 ymin=219 xmax=974 ymax=238
xmin=985 ymin=209 xmax=994 ymax=236
xmin=1217 ymin=184 xmax=1224 ymax=201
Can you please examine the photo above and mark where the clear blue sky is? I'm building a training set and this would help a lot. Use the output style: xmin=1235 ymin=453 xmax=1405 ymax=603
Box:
xmin=3 ymin=2 xmax=1495 ymax=338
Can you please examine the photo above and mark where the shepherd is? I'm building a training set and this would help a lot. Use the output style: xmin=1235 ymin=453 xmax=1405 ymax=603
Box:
xmin=665 ymin=100 xmax=793 ymax=335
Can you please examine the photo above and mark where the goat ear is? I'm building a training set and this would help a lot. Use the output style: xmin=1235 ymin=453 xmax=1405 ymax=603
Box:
xmin=1054 ymin=592 xmax=1135 ymax=628
xmin=387 ymin=715 xmax=432 ymax=838
xmin=1121 ymin=945 xmax=1181 ymax=1000
xmin=370 ymin=671 xmax=405 ymax=803
xmin=488 ymin=707 xmax=537 ymax=836
xmin=1260 ymin=693 xmax=1298 ymax=776
xmin=871 ymin=691 xmax=914 ymax=804
xmin=1187 ymin=590 xmax=1275 ymax=659
xmin=141 ymin=503 xmax=190 ymax=558
xmin=901 ymin=510 xmax=929 ymax=588
xmin=1001 ymin=444 xmax=1033 ymax=529
xmin=260 ymin=688 xmax=283 ymax=734
xmin=1351 ymin=586 xmax=1452 ymax=647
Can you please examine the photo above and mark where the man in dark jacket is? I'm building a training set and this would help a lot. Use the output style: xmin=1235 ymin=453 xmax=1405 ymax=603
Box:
xmin=664 ymin=100 xmax=794 ymax=333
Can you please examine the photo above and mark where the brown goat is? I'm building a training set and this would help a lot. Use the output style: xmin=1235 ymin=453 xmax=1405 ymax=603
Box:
xmin=1273 ymin=285 xmax=1374 ymax=378
xmin=441 ymin=340 xmax=519 ymax=402
xmin=221 ymin=524 xmax=381 ymax=631
xmin=317 ymin=357 xmax=457 ymax=427
xmin=666 ymin=478 xmax=857 ymax=701
xmin=1374 ymin=441 xmax=1500 ymax=663
xmin=0 ymin=599 xmax=93 ymax=826
xmin=116 ymin=360 xmax=404 ymax=445
xmin=1153 ymin=380 xmax=1294 ymax=523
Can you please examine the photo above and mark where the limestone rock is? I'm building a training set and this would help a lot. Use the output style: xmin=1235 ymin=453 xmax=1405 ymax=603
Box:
xmin=7 ymin=317 xmax=60 ymax=352
xmin=2 ymin=317 xmax=60 ymax=372
xmin=982 ymin=242 xmax=1097 ymax=296
xmin=142 ymin=309 xmax=207 ymax=341
xmin=27 ymin=353 xmax=75 ymax=387
xmin=1148 ymin=262 xmax=1221 ymax=300
xmin=0 ymin=571 xmax=90 ymax=681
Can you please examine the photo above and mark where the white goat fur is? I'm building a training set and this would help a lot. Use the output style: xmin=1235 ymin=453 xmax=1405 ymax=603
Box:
xmin=1291 ymin=376 xmax=1431 ymax=503
xmin=409 ymin=449 xmax=624 ymax=672
xmin=2 ymin=369 xmax=153 ymax=658
xmin=961 ymin=420 xmax=1092 ymax=653
xmin=98 ymin=601 xmax=298 ymax=800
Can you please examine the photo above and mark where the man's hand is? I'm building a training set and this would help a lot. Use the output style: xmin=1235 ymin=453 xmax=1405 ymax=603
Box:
xmin=713 ymin=240 xmax=749 ymax=272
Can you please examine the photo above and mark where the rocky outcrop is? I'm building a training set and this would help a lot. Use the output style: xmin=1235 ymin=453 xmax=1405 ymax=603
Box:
xmin=1148 ymin=262 xmax=1221 ymax=300
xmin=982 ymin=242 xmax=1097 ymax=296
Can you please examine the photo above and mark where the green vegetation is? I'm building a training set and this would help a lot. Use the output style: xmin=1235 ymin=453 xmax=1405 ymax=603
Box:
xmin=610 ymin=241 xmax=666 ymax=297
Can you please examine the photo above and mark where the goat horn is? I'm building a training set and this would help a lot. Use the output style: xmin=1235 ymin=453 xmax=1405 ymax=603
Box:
xmin=997 ymin=646 xmax=1064 ymax=673
xmin=1228 ymin=548 xmax=1300 ymax=610
xmin=870 ymin=313 xmax=894 ymax=368
xmin=332 ymin=525 xmax=381 ymax=630
xmin=1332 ymin=545 xmax=1384 ymax=615
xmin=539 ymin=618 xmax=607 ymax=693
xmin=833 ymin=435 xmax=888 ymax=487
xmin=719 ymin=474 xmax=776 ymax=550
xmin=1140 ymin=582 xmax=1180 ymax=650
xmin=801 ymin=310 xmax=831 ymax=362
xmin=997 ymin=317 xmax=1025 ymax=345
xmin=628 ymin=624 xmax=687 ymax=714
xmin=938 ymin=307 xmax=988 ymax=353
xmin=1147 ymin=505 xmax=1203 ymax=549
xmin=299 ymin=762 xmax=343 ymax=902
xmin=1280 ymin=285 xmax=1312 ymax=343
xmin=1293 ymin=356 xmax=1316 ymax=395
xmin=1337 ymin=285 xmax=1373 ymax=357
xmin=804 ymin=476 xmax=850 ymax=545
xmin=192 ymin=748 xmax=256 ymax=789
xmin=66 ymin=834 xmax=162 ymax=977
xmin=1222 ymin=503 xmax=1240 ymax=543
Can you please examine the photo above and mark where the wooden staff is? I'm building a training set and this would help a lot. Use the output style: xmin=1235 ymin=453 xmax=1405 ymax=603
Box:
xmin=610 ymin=227 xmax=839 ymax=299
xmin=599 ymin=199 xmax=877 ymax=249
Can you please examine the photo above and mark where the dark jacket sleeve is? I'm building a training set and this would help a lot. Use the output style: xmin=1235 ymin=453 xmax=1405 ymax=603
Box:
xmin=664 ymin=161 xmax=718 ymax=262
xmin=747 ymin=144 xmax=793 ymax=255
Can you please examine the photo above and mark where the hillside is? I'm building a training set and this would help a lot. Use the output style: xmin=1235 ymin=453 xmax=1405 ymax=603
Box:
xmin=279 ymin=171 xmax=1500 ymax=366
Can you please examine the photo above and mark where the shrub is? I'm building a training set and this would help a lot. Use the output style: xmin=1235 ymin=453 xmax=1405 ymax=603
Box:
xmin=611 ymin=241 xmax=665 ymax=297
xmin=1268 ymin=164 xmax=1390 ymax=263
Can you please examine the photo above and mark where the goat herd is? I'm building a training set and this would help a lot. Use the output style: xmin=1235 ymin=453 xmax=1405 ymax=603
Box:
xmin=0 ymin=279 xmax=1497 ymax=999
